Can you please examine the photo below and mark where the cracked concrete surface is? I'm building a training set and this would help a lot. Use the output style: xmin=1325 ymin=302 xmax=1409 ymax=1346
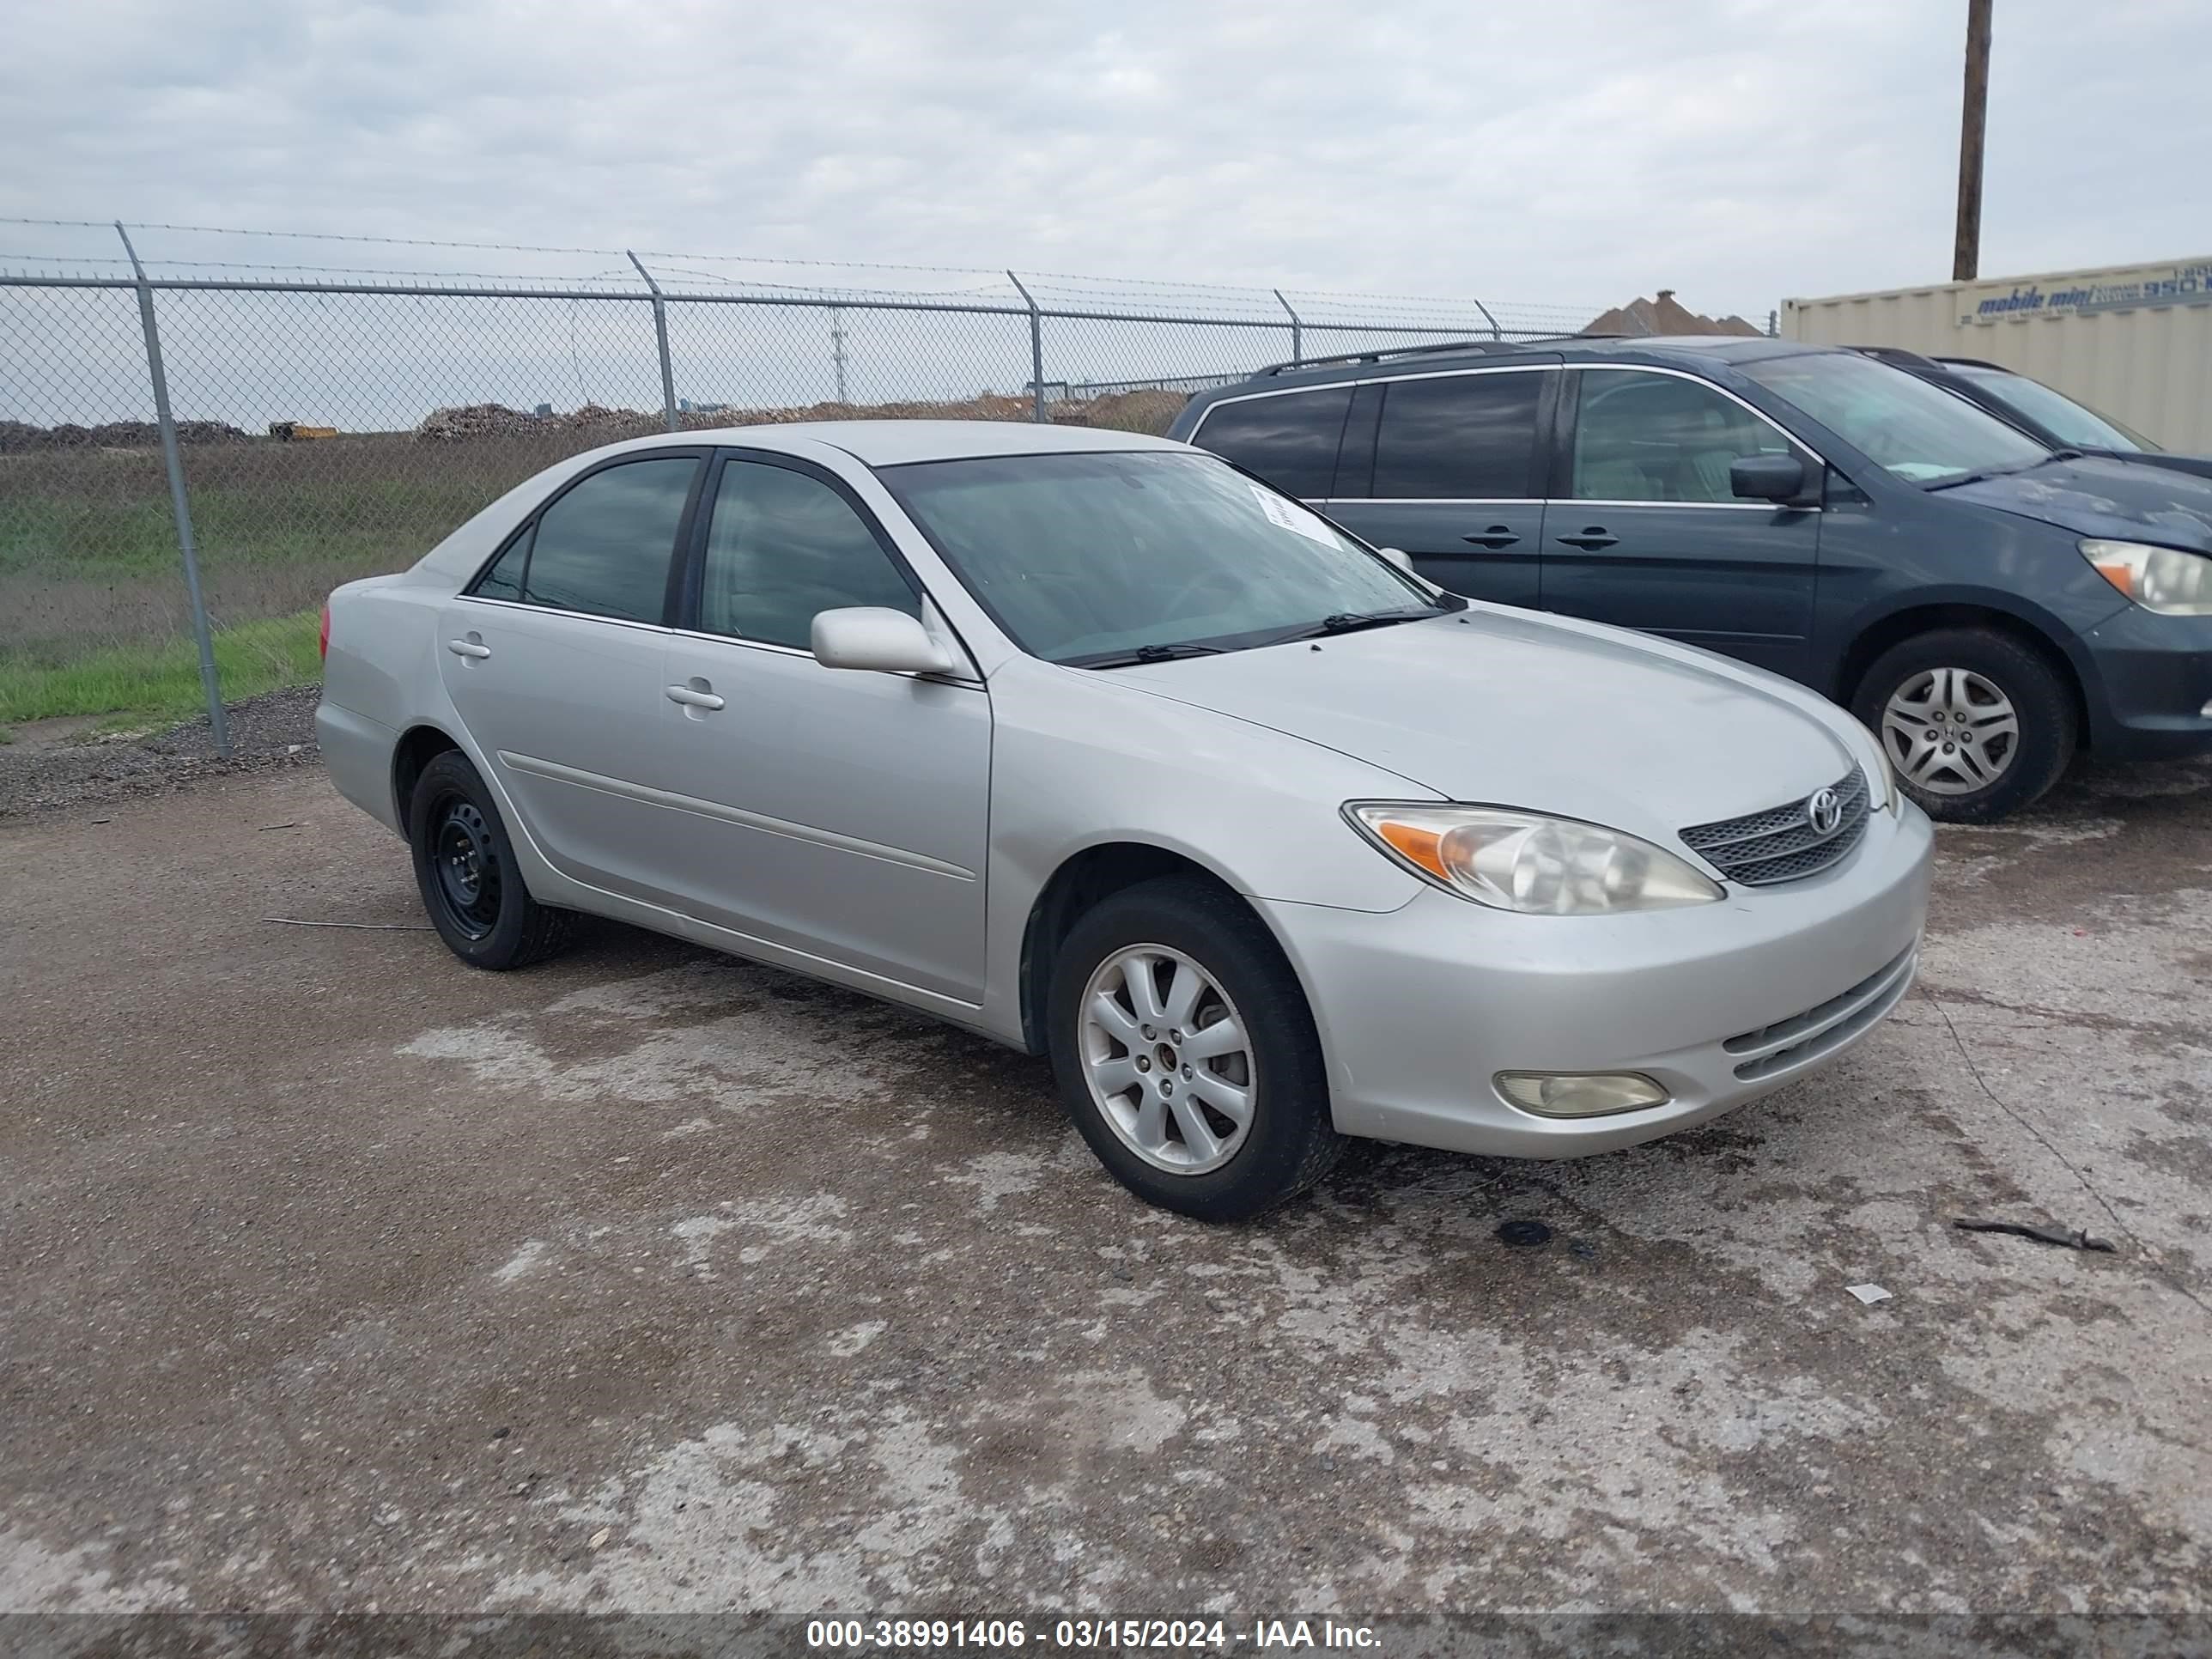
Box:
xmin=3 ymin=753 xmax=2208 ymax=1627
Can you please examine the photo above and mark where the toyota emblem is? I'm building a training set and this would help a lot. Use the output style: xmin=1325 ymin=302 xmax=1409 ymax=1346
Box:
xmin=1807 ymin=787 xmax=1843 ymax=836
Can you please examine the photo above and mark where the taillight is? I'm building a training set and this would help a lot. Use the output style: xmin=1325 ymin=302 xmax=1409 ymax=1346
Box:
xmin=319 ymin=602 xmax=331 ymax=661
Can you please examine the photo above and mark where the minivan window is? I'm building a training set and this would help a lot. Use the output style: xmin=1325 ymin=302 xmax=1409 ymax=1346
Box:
xmin=1952 ymin=365 xmax=2154 ymax=452
xmin=1372 ymin=372 xmax=1542 ymax=499
xmin=1190 ymin=387 xmax=1353 ymax=499
xmin=485 ymin=456 xmax=698 ymax=621
xmin=1570 ymin=369 xmax=1792 ymax=502
xmin=881 ymin=449 xmax=1439 ymax=665
xmin=1742 ymin=351 xmax=2048 ymax=485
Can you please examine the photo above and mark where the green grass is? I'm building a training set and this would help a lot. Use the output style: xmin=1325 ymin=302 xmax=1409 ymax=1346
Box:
xmin=0 ymin=610 xmax=323 ymax=729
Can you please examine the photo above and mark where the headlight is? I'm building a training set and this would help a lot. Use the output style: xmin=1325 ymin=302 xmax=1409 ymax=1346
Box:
xmin=1346 ymin=803 xmax=1723 ymax=915
xmin=1857 ymin=726 xmax=1899 ymax=812
xmin=2082 ymin=539 xmax=2212 ymax=616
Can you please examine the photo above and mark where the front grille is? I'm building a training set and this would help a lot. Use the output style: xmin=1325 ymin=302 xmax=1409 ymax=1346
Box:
xmin=1679 ymin=767 xmax=1871 ymax=886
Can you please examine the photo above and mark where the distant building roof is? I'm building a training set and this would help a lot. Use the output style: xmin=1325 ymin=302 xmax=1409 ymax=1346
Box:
xmin=1583 ymin=289 xmax=1762 ymax=338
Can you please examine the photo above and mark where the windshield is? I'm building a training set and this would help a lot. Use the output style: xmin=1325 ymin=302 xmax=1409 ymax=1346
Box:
xmin=1952 ymin=364 xmax=2156 ymax=452
xmin=1741 ymin=350 xmax=2050 ymax=485
xmin=878 ymin=448 xmax=1444 ymax=664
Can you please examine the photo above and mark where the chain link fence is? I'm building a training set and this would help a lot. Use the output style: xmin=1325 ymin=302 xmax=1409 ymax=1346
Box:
xmin=0 ymin=220 xmax=1603 ymax=747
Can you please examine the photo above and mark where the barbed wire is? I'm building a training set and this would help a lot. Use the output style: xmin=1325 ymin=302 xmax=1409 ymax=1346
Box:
xmin=0 ymin=215 xmax=1607 ymax=319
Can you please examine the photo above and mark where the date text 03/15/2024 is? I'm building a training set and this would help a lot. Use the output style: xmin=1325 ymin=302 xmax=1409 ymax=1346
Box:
xmin=805 ymin=1618 xmax=1382 ymax=1650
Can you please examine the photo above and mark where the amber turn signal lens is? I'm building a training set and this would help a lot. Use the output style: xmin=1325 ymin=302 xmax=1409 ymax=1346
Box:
xmin=1375 ymin=819 xmax=1444 ymax=877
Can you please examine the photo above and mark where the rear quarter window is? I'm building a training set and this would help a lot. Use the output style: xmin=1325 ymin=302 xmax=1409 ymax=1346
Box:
xmin=1188 ymin=386 xmax=1353 ymax=499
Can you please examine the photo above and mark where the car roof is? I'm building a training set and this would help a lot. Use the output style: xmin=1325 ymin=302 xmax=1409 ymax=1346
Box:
xmin=1203 ymin=333 xmax=1833 ymax=398
xmin=607 ymin=418 xmax=1187 ymax=467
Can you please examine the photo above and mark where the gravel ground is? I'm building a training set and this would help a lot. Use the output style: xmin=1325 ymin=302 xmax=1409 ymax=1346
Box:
xmin=0 ymin=684 xmax=323 ymax=818
xmin=3 ymin=748 xmax=2209 ymax=1654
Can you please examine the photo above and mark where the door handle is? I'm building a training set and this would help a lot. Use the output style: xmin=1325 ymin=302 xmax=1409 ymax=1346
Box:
xmin=1462 ymin=526 xmax=1521 ymax=549
xmin=665 ymin=684 xmax=726 ymax=711
xmin=1555 ymin=528 xmax=1619 ymax=550
xmin=447 ymin=638 xmax=492 ymax=659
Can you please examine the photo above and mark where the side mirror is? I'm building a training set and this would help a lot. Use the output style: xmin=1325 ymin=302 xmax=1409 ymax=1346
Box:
xmin=811 ymin=607 xmax=957 ymax=675
xmin=1376 ymin=546 xmax=1414 ymax=572
xmin=1730 ymin=453 xmax=1817 ymax=507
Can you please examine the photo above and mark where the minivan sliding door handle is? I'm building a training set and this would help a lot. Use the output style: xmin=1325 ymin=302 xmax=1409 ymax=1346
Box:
xmin=1462 ymin=526 xmax=1521 ymax=549
xmin=1555 ymin=528 xmax=1619 ymax=550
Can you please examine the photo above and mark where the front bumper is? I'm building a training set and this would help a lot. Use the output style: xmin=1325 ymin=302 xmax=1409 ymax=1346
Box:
xmin=2076 ymin=605 xmax=2212 ymax=760
xmin=1258 ymin=801 xmax=1934 ymax=1158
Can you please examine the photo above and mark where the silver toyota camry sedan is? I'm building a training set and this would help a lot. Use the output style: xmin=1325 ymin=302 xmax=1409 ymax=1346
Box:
xmin=319 ymin=421 xmax=1932 ymax=1220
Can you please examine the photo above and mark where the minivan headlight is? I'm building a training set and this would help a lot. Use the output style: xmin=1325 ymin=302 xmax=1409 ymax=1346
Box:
xmin=1346 ymin=804 xmax=1723 ymax=915
xmin=2082 ymin=539 xmax=2212 ymax=615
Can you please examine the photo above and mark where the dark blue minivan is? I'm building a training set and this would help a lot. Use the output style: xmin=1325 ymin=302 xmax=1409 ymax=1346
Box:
xmin=1170 ymin=337 xmax=2212 ymax=821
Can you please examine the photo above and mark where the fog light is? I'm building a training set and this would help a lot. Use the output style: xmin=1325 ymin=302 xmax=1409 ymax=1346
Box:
xmin=1495 ymin=1072 xmax=1670 ymax=1117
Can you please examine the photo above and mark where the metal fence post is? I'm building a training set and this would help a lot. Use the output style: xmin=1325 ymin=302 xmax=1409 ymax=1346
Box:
xmin=1471 ymin=298 xmax=1503 ymax=342
xmin=1273 ymin=289 xmax=1302 ymax=362
xmin=628 ymin=251 xmax=679 ymax=431
xmin=115 ymin=222 xmax=229 ymax=757
xmin=1008 ymin=272 xmax=1046 ymax=422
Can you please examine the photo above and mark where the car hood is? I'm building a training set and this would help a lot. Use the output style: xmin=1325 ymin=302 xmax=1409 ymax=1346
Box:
xmin=1105 ymin=608 xmax=1861 ymax=837
xmin=1944 ymin=455 xmax=2212 ymax=550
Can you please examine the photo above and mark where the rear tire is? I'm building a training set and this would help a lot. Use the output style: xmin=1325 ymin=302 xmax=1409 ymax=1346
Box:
xmin=1851 ymin=627 xmax=2075 ymax=823
xmin=1048 ymin=876 xmax=1340 ymax=1221
xmin=407 ymin=750 xmax=576 ymax=969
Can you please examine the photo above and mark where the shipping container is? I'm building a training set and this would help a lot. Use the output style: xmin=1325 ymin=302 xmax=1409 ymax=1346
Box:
xmin=1781 ymin=257 xmax=2212 ymax=456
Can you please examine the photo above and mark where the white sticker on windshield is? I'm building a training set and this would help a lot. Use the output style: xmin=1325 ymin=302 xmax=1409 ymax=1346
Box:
xmin=1249 ymin=484 xmax=1340 ymax=547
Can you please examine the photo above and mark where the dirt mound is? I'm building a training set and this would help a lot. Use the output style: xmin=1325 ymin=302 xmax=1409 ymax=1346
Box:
xmin=0 ymin=418 xmax=249 ymax=454
xmin=413 ymin=387 xmax=1190 ymax=441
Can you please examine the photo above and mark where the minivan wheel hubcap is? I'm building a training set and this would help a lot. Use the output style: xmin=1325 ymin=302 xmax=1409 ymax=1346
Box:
xmin=1881 ymin=668 xmax=2020 ymax=796
xmin=1079 ymin=945 xmax=1255 ymax=1176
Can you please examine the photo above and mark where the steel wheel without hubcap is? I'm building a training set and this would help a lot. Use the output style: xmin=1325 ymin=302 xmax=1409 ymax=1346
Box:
xmin=431 ymin=795 xmax=503 ymax=939
xmin=1881 ymin=667 xmax=2020 ymax=797
xmin=1079 ymin=945 xmax=1255 ymax=1176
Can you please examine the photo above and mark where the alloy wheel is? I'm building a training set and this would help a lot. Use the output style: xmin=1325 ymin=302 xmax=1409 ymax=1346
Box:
xmin=1079 ymin=945 xmax=1255 ymax=1176
xmin=1881 ymin=667 xmax=2021 ymax=796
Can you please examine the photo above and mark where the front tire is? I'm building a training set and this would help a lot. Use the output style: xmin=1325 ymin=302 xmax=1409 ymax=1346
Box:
xmin=1048 ymin=877 xmax=1340 ymax=1221
xmin=1851 ymin=627 xmax=2076 ymax=823
xmin=407 ymin=750 xmax=576 ymax=969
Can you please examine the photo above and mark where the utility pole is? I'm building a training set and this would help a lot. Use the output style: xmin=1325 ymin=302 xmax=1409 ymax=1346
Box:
xmin=830 ymin=307 xmax=849 ymax=404
xmin=1953 ymin=0 xmax=1993 ymax=282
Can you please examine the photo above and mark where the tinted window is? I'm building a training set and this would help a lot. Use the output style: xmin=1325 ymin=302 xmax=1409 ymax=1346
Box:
xmin=1372 ymin=372 xmax=1542 ymax=498
xmin=1190 ymin=387 xmax=1352 ymax=499
xmin=513 ymin=457 xmax=696 ymax=621
xmin=1570 ymin=370 xmax=1794 ymax=502
xmin=700 ymin=459 xmax=918 ymax=648
xmin=473 ymin=531 xmax=529 ymax=599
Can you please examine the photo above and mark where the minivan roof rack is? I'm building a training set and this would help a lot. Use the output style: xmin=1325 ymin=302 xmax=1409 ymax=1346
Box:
xmin=1256 ymin=332 xmax=1624 ymax=376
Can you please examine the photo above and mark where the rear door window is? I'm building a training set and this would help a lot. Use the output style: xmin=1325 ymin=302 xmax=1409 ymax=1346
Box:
xmin=480 ymin=456 xmax=700 ymax=622
xmin=1370 ymin=370 xmax=1545 ymax=499
xmin=1189 ymin=387 xmax=1353 ymax=499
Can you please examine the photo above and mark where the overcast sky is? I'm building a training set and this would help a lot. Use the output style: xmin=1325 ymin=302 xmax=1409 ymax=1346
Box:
xmin=4 ymin=0 xmax=2208 ymax=319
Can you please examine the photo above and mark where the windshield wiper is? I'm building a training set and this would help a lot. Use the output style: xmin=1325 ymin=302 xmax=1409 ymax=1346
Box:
xmin=1266 ymin=606 xmax=1446 ymax=645
xmin=1924 ymin=447 xmax=2086 ymax=490
xmin=1065 ymin=641 xmax=1226 ymax=669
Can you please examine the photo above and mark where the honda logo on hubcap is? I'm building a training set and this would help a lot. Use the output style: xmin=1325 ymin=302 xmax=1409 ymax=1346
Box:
xmin=1807 ymin=787 xmax=1843 ymax=836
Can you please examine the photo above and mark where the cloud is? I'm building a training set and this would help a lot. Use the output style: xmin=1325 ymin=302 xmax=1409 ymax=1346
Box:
xmin=4 ymin=0 xmax=2208 ymax=320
